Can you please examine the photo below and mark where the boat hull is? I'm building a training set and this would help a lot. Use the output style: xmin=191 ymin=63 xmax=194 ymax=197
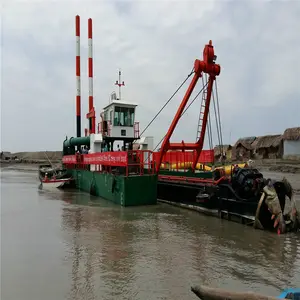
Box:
xmin=41 ymin=178 xmax=72 ymax=190
xmin=71 ymin=169 xmax=158 ymax=206
xmin=157 ymin=179 xmax=259 ymax=224
xmin=157 ymin=169 xmax=300 ymax=233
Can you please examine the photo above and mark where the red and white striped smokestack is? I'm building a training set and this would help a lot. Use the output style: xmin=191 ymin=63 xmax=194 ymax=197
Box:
xmin=75 ymin=15 xmax=81 ymax=138
xmin=88 ymin=18 xmax=95 ymax=134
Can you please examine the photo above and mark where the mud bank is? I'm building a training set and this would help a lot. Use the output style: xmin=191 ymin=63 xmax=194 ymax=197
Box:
xmin=1 ymin=163 xmax=40 ymax=172
xmin=1 ymin=151 xmax=62 ymax=165
xmin=253 ymin=158 xmax=300 ymax=174
xmin=257 ymin=164 xmax=300 ymax=174
xmin=0 ymin=163 xmax=61 ymax=172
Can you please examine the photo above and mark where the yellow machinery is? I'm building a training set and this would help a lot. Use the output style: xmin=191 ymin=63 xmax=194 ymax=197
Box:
xmin=160 ymin=162 xmax=248 ymax=175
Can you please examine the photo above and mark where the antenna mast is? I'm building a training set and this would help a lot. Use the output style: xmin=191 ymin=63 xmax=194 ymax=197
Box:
xmin=115 ymin=70 xmax=125 ymax=100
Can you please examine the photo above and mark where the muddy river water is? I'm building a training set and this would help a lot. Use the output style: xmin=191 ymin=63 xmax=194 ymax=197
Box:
xmin=1 ymin=168 xmax=300 ymax=300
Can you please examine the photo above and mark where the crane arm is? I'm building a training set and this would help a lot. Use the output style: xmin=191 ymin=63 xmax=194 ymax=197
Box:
xmin=155 ymin=40 xmax=220 ymax=173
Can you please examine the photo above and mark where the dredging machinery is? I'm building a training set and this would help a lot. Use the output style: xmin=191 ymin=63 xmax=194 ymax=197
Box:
xmin=61 ymin=15 xmax=299 ymax=234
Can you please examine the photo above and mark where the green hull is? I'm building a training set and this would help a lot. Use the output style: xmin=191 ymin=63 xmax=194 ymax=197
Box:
xmin=71 ymin=169 xmax=158 ymax=207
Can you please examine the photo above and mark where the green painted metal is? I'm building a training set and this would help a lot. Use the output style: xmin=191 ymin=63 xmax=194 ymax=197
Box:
xmin=71 ymin=169 xmax=157 ymax=206
xmin=64 ymin=136 xmax=90 ymax=148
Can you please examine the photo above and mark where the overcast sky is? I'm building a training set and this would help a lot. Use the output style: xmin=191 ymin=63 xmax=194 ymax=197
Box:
xmin=1 ymin=0 xmax=299 ymax=152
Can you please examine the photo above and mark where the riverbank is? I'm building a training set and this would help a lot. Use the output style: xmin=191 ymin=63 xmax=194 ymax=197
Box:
xmin=0 ymin=163 xmax=39 ymax=172
xmin=252 ymin=158 xmax=300 ymax=174
xmin=2 ymin=152 xmax=300 ymax=173
xmin=0 ymin=162 xmax=60 ymax=172
xmin=1 ymin=157 xmax=300 ymax=174
xmin=1 ymin=151 xmax=62 ymax=164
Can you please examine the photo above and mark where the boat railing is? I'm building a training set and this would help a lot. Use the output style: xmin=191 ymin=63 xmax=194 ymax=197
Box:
xmin=97 ymin=120 xmax=112 ymax=137
xmin=62 ymin=150 xmax=155 ymax=177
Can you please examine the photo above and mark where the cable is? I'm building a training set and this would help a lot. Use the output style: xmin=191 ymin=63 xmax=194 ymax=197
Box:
xmin=151 ymin=81 xmax=209 ymax=153
xmin=182 ymin=81 xmax=208 ymax=117
xmin=215 ymin=80 xmax=223 ymax=147
xmin=142 ymin=79 xmax=209 ymax=168
xmin=211 ymin=79 xmax=224 ymax=164
xmin=212 ymin=86 xmax=221 ymax=150
xmin=138 ymin=68 xmax=195 ymax=137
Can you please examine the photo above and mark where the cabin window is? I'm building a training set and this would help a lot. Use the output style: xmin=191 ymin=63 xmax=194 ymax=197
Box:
xmin=114 ymin=106 xmax=135 ymax=126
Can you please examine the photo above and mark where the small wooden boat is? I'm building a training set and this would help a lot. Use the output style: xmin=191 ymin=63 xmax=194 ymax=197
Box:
xmin=39 ymin=164 xmax=72 ymax=190
xmin=41 ymin=176 xmax=72 ymax=189
xmin=191 ymin=285 xmax=300 ymax=300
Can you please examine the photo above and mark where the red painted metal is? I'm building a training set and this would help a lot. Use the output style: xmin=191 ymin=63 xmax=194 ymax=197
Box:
xmin=86 ymin=108 xmax=96 ymax=134
xmin=84 ymin=152 xmax=128 ymax=166
xmin=98 ymin=118 xmax=112 ymax=137
xmin=158 ymin=175 xmax=225 ymax=185
xmin=155 ymin=40 xmax=220 ymax=173
xmin=42 ymin=178 xmax=72 ymax=183
xmin=62 ymin=155 xmax=77 ymax=164
xmin=86 ymin=108 xmax=95 ymax=118
xmin=63 ymin=151 xmax=128 ymax=166
xmin=75 ymin=15 xmax=81 ymax=138
xmin=159 ymin=175 xmax=214 ymax=184
xmin=62 ymin=150 xmax=154 ymax=175
xmin=87 ymin=18 xmax=95 ymax=134
xmin=152 ymin=150 xmax=214 ymax=165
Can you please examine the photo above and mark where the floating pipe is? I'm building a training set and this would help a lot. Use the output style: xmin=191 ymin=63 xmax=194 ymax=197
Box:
xmin=63 ymin=136 xmax=90 ymax=148
xmin=75 ymin=15 xmax=81 ymax=138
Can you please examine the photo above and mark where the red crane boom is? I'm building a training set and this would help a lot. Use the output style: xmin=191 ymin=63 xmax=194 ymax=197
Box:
xmin=155 ymin=40 xmax=221 ymax=173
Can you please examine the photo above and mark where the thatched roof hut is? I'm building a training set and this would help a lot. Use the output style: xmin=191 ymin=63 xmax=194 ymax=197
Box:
xmin=251 ymin=134 xmax=282 ymax=150
xmin=232 ymin=137 xmax=256 ymax=160
xmin=233 ymin=136 xmax=256 ymax=150
xmin=282 ymin=127 xmax=300 ymax=141
xmin=214 ymin=144 xmax=232 ymax=156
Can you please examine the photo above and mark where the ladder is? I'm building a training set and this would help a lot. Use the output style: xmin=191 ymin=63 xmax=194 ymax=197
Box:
xmin=196 ymin=83 xmax=208 ymax=141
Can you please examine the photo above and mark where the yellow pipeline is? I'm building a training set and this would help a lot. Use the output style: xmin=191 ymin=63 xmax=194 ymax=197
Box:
xmin=160 ymin=162 xmax=247 ymax=175
xmin=215 ymin=163 xmax=247 ymax=176
xmin=169 ymin=162 xmax=212 ymax=171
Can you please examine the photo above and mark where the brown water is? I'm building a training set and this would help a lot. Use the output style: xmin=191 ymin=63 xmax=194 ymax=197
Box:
xmin=1 ymin=169 xmax=300 ymax=300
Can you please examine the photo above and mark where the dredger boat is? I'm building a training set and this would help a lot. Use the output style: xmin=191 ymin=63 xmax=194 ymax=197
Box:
xmin=61 ymin=15 xmax=299 ymax=234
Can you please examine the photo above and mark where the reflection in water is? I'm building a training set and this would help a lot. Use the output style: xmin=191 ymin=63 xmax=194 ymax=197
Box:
xmin=1 ymin=169 xmax=300 ymax=300
xmin=61 ymin=197 xmax=300 ymax=299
